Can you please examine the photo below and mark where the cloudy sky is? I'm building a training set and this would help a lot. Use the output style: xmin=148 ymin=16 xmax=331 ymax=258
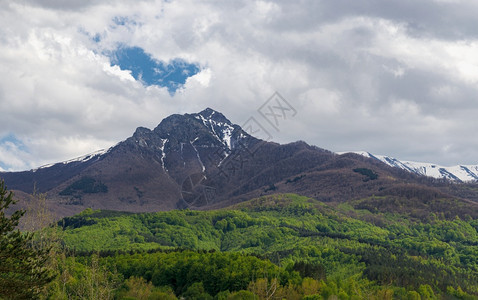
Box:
xmin=1 ymin=0 xmax=478 ymax=171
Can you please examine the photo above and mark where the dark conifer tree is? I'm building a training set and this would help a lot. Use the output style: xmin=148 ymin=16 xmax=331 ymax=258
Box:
xmin=0 ymin=180 xmax=54 ymax=299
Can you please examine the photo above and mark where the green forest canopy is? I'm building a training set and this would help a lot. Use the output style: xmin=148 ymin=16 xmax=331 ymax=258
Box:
xmin=54 ymin=193 xmax=478 ymax=299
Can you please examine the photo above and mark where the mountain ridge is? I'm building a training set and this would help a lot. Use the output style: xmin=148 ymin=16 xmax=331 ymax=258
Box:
xmin=342 ymin=151 xmax=478 ymax=183
xmin=1 ymin=108 xmax=477 ymax=220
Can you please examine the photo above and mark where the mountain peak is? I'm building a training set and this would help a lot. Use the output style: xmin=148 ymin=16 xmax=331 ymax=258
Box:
xmin=189 ymin=108 xmax=241 ymax=149
xmin=195 ymin=107 xmax=231 ymax=125
xmin=3 ymin=108 xmax=478 ymax=221
xmin=133 ymin=126 xmax=152 ymax=137
xmin=198 ymin=107 xmax=218 ymax=117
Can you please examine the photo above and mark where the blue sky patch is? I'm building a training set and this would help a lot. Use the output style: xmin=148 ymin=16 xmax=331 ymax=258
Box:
xmin=0 ymin=134 xmax=27 ymax=170
xmin=0 ymin=133 xmax=27 ymax=151
xmin=110 ymin=46 xmax=200 ymax=94
xmin=112 ymin=16 xmax=139 ymax=27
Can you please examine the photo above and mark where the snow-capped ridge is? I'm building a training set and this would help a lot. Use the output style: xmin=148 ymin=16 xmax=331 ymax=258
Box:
xmin=33 ymin=148 xmax=109 ymax=172
xmin=341 ymin=151 xmax=478 ymax=182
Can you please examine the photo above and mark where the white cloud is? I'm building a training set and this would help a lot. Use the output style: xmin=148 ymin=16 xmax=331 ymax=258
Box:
xmin=298 ymin=88 xmax=342 ymax=115
xmin=0 ymin=141 xmax=32 ymax=171
xmin=103 ymin=63 xmax=136 ymax=82
xmin=1 ymin=0 xmax=478 ymax=170
xmin=185 ymin=68 xmax=212 ymax=88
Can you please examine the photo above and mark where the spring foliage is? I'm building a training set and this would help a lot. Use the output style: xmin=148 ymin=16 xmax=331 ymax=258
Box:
xmin=54 ymin=194 xmax=478 ymax=299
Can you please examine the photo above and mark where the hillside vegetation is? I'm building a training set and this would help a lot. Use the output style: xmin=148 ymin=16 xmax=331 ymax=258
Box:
xmin=47 ymin=194 xmax=478 ymax=299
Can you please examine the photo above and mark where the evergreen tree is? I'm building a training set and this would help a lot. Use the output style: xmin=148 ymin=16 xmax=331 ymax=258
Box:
xmin=0 ymin=180 xmax=54 ymax=299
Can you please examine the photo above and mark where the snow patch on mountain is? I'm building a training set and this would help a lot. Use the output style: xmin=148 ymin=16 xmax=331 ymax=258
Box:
xmin=160 ymin=138 xmax=168 ymax=172
xmin=341 ymin=151 xmax=478 ymax=182
xmin=193 ymin=112 xmax=235 ymax=150
xmin=33 ymin=148 xmax=109 ymax=172
xmin=191 ymin=141 xmax=206 ymax=172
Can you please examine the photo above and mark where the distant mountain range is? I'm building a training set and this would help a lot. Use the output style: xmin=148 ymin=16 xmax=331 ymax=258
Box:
xmin=1 ymin=108 xmax=477 ymax=219
xmin=341 ymin=151 xmax=478 ymax=183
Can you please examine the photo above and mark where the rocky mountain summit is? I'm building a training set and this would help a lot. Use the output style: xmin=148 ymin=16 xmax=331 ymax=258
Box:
xmin=2 ymin=108 xmax=477 ymax=219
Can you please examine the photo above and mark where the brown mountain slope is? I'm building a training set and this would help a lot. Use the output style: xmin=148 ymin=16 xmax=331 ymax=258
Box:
xmin=1 ymin=108 xmax=477 ymax=220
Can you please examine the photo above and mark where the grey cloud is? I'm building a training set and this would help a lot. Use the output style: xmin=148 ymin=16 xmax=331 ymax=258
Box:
xmin=1 ymin=0 xmax=478 ymax=170
xmin=16 ymin=0 xmax=98 ymax=11
xmin=268 ymin=0 xmax=478 ymax=40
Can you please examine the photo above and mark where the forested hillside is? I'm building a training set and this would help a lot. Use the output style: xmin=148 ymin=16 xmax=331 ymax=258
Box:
xmin=36 ymin=194 xmax=477 ymax=299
